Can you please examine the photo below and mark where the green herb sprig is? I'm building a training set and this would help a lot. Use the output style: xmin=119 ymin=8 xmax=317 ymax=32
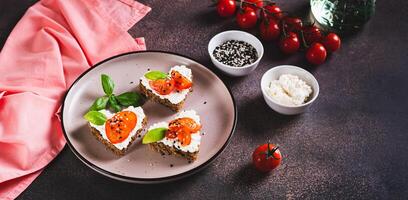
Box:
xmin=84 ymin=74 xmax=142 ymax=125
xmin=144 ymin=71 xmax=168 ymax=80
xmin=142 ymin=128 xmax=168 ymax=144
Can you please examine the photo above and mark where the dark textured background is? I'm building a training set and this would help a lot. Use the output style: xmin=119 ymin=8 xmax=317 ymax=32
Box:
xmin=1 ymin=0 xmax=408 ymax=199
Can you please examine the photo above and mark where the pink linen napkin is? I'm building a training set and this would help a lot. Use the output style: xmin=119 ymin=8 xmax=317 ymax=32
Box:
xmin=0 ymin=0 xmax=150 ymax=199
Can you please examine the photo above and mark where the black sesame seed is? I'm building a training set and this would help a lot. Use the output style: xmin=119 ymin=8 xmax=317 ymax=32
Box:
xmin=212 ymin=40 xmax=258 ymax=67
xmin=130 ymin=81 xmax=134 ymax=84
xmin=170 ymin=164 xmax=174 ymax=167
xmin=203 ymin=101 xmax=207 ymax=104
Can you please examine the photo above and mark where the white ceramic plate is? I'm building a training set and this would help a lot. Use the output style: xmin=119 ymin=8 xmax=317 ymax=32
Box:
xmin=61 ymin=51 xmax=237 ymax=183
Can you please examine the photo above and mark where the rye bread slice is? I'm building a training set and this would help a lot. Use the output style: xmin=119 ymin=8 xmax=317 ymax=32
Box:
xmin=139 ymin=80 xmax=192 ymax=112
xmin=88 ymin=117 xmax=147 ymax=156
xmin=149 ymin=142 xmax=198 ymax=161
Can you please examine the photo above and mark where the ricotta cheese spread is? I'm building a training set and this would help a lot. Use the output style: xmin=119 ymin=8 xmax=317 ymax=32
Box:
xmin=266 ymin=74 xmax=312 ymax=106
xmin=150 ymin=110 xmax=201 ymax=153
xmin=89 ymin=106 xmax=146 ymax=150
xmin=140 ymin=65 xmax=192 ymax=104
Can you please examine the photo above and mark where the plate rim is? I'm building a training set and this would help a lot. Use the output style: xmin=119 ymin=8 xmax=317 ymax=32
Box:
xmin=61 ymin=50 xmax=237 ymax=183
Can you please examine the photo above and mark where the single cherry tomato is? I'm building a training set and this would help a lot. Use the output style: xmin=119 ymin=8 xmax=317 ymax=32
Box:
xmin=283 ymin=17 xmax=303 ymax=32
xmin=323 ymin=33 xmax=341 ymax=52
xmin=262 ymin=5 xmax=283 ymax=20
xmin=169 ymin=117 xmax=201 ymax=133
xmin=279 ymin=32 xmax=300 ymax=54
xmin=177 ymin=127 xmax=192 ymax=146
xmin=259 ymin=19 xmax=280 ymax=41
xmin=171 ymin=70 xmax=192 ymax=90
xmin=105 ymin=111 xmax=137 ymax=144
xmin=306 ymin=42 xmax=327 ymax=65
xmin=252 ymin=144 xmax=282 ymax=172
xmin=236 ymin=7 xmax=257 ymax=29
xmin=149 ymin=78 xmax=175 ymax=95
xmin=243 ymin=0 xmax=263 ymax=11
xmin=216 ymin=0 xmax=236 ymax=18
xmin=303 ymin=25 xmax=323 ymax=45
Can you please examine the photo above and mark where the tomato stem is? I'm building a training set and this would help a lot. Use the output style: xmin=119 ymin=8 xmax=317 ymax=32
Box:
xmin=300 ymin=30 xmax=309 ymax=49
xmin=266 ymin=143 xmax=280 ymax=160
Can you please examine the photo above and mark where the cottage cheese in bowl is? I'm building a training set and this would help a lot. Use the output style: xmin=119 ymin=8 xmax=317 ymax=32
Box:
xmin=266 ymin=74 xmax=312 ymax=106
xmin=260 ymin=65 xmax=319 ymax=115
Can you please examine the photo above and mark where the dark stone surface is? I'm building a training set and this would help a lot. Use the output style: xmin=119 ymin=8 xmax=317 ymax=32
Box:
xmin=1 ymin=0 xmax=408 ymax=199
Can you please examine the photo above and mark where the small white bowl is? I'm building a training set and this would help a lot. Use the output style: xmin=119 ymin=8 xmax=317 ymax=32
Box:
xmin=208 ymin=30 xmax=264 ymax=76
xmin=260 ymin=65 xmax=320 ymax=115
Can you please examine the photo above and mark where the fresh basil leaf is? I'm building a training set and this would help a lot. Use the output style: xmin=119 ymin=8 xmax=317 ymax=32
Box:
xmin=142 ymin=128 xmax=168 ymax=144
xmin=101 ymin=74 xmax=114 ymax=95
xmin=84 ymin=111 xmax=106 ymax=125
xmin=116 ymin=92 xmax=141 ymax=107
xmin=89 ymin=96 xmax=109 ymax=111
xmin=108 ymin=95 xmax=121 ymax=112
xmin=144 ymin=71 xmax=168 ymax=80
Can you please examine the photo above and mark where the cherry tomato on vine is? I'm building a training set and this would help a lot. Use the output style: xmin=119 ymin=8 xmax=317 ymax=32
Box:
xmin=236 ymin=7 xmax=257 ymax=29
xmin=279 ymin=32 xmax=300 ymax=54
xmin=243 ymin=0 xmax=263 ymax=11
xmin=283 ymin=17 xmax=303 ymax=32
xmin=323 ymin=33 xmax=341 ymax=52
xmin=259 ymin=19 xmax=280 ymax=41
xmin=303 ymin=25 xmax=323 ymax=45
xmin=216 ymin=0 xmax=236 ymax=18
xmin=262 ymin=5 xmax=283 ymax=20
xmin=252 ymin=144 xmax=282 ymax=173
xmin=306 ymin=42 xmax=327 ymax=65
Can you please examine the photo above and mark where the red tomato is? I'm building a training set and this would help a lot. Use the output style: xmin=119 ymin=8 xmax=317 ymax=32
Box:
xmin=236 ymin=7 xmax=257 ymax=29
xmin=168 ymin=117 xmax=201 ymax=133
xmin=303 ymin=25 xmax=323 ymax=45
xmin=243 ymin=0 xmax=263 ymax=11
xmin=262 ymin=5 xmax=283 ymax=20
xmin=323 ymin=33 xmax=341 ymax=52
xmin=177 ymin=127 xmax=192 ymax=146
xmin=216 ymin=0 xmax=236 ymax=18
xmin=165 ymin=129 xmax=177 ymax=139
xmin=105 ymin=111 xmax=137 ymax=144
xmin=279 ymin=32 xmax=300 ymax=54
xmin=171 ymin=70 xmax=192 ymax=90
xmin=284 ymin=17 xmax=303 ymax=32
xmin=149 ymin=78 xmax=175 ymax=95
xmin=306 ymin=42 xmax=327 ymax=65
xmin=252 ymin=144 xmax=282 ymax=172
xmin=259 ymin=19 xmax=280 ymax=41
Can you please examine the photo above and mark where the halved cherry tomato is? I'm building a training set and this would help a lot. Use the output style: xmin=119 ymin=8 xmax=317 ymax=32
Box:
xmin=177 ymin=127 xmax=192 ymax=146
xmin=149 ymin=78 xmax=175 ymax=95
xmin=168 ymin=117 xmax=201 ymax=133
xmin=165 ymin=129 xmax=177 ymax=139
xmin=171 ymin=71 xmax=192 ymax=90
xmin=105 ymin=111 xmax=137 ymax=144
